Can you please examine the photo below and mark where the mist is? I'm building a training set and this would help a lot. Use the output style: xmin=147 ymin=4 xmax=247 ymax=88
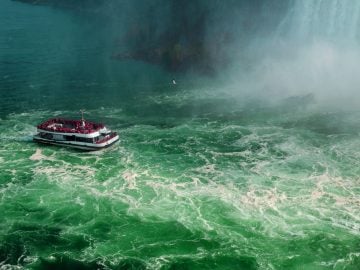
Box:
xmin=215 ymin=0 xmax=360 ymax=109
xmin=106 ymin=0 xmax=360 ymax=109
xmin=13 ymin=0 xmax=360 ymax=110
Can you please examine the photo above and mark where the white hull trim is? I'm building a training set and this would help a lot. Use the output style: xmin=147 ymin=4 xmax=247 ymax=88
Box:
xmin=37 ymin=128 xmax=101 ymax=138
xmin=33 ymin=135 xmax=119 ymax=150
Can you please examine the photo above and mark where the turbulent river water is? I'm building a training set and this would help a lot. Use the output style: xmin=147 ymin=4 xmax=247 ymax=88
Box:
xmin=1 ymin=1 xmax=360 ymax=269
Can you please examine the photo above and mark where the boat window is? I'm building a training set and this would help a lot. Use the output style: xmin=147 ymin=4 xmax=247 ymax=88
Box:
xmin=44 ymin=133 xmax=53 ymax=139
xmin=64 ymin=135 xmax=75 ymax=141
xmin=75 ymin=137 xmax=93 ymax=143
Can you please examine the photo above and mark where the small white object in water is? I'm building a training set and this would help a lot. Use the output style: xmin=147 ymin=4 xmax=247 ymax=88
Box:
xmin=172 ymin=79 xmax=176 ymax=85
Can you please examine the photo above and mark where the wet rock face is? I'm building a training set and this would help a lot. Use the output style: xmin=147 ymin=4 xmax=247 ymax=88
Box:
xmin=109 ymin=0 xmax=285 ymax=74
xmin=113 ymin=0 xmax=217 ymax=74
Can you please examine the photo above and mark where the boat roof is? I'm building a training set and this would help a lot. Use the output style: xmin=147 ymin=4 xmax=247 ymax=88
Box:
xmin=37 ymin=118 xmax=105 ymax=134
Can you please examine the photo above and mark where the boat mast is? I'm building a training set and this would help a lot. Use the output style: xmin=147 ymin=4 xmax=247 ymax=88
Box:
xmin=80 ymin=109 xmax=85 ymax=127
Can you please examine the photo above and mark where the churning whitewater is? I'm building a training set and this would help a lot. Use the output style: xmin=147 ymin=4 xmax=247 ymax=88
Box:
xmin=1 ymin=0 xmax=360 ymax=269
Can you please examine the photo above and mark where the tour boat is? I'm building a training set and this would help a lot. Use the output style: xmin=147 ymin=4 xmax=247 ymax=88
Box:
xmin=33 ymin=116 xmax=119 ymax=151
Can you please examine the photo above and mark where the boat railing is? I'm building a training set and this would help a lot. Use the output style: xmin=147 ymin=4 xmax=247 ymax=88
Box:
xmin=37 ymin=118 xmax=105 ymax=134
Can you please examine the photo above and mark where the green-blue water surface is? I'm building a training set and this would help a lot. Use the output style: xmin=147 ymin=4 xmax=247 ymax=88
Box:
xmin=0 ymin=1 xmax=360 ymax=269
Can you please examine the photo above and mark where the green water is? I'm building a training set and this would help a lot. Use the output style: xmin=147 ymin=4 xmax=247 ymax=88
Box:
xmin=1 ymin=1 xmax=360 ymax=269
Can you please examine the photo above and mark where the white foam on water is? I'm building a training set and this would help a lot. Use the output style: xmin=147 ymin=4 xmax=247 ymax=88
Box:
xmin=122 ymin=170 xmax=138 ymax=190
xmin=115 ymin=133 xmax=360 ymax=242
xmin=32 ymin=161 xmax=97 ymax=185
xmin=2 ymin=108 xmax=360 ymax=269
xmin=0 ymin=264 xmax=24 ymax=270
xmin=29 ymin=148 xmax=45 ymax=161
xmin=75 ymin=196 xmax=85 ymax=206
xmin=334 ymin=252 xmax=360 ymax=268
